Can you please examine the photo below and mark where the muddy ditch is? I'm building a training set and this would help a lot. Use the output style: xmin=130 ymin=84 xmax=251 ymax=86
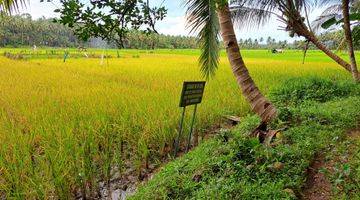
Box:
xmin=94 ymin=116 xmax=240 ymax=200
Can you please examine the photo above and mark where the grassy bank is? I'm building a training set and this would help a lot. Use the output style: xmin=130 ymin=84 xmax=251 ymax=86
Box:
xmin=131 ymin=78 xmax=360 ymax=199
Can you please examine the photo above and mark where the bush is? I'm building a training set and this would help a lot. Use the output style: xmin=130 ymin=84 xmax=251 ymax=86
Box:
xmin=269 ymin=77 xmax=360 ymax=107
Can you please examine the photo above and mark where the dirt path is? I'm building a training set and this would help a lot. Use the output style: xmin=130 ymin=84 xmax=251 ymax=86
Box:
xmin=301 ymin=153 xmax=332 ymax=200
xmin=301 ymin=128 xmax=360 ymax=200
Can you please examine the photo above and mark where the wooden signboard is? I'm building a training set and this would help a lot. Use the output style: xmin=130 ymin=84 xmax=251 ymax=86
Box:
xmin=179 ymin=81 xmax=206 ymax=107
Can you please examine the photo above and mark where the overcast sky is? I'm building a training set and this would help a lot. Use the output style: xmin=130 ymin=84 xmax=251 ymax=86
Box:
xmin=19 ymin=0 xmax=325 ymax=42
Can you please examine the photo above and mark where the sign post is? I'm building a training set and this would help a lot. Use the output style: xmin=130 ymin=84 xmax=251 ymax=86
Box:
xmin=174 ymin=106 xmax=186 ymax=157
xmin=174 ymin=81 xmax=206 ymax=157
xmin=186 ymin=104 xmax=197 ymax=152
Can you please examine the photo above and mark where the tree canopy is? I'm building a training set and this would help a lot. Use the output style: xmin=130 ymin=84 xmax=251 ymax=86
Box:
xmin=53 ymin=0 xmax=167 ymax=48
xmin=0 ymin=14 xmax=200 ymax=49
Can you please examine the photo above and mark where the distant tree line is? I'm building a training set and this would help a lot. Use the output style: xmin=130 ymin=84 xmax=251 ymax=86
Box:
xmin=0 ymin=14 xmax=79 ymax=47
xmin=238 ymin=37 xmax=292 ymax=49
xmin=292 ymin=30 xmax=360 ymax=51
xmin=1 ymin=14 xmax=350 ymax=51
xmin=123 ymin=31 xmax=198 ymax=49
xmin=0 ymin=14 xmax=198 ymax=49
xmin=237 ymin=34 xmax=360 ymax=50
xmin=316 ymin=30 xmax=360 ymax=51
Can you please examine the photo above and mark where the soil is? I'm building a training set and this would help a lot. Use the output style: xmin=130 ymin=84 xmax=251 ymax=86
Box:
xmin=301 ymin=127 xmax=360 ymax=200
xmin=301 ymin=153 xmax=332 ymax=200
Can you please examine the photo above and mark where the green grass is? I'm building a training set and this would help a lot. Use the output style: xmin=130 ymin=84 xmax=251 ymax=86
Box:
xmin=339 ymin=137 xmax=360 ymax=199
xmin=0 ymin=48 xmax=357 ymax=199
xmin=131 ymin=79 xmax=360 ymax=199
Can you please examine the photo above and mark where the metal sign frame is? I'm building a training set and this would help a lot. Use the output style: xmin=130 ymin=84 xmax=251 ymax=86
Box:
xmin=174 ymin=81 xmax=206 ymax=156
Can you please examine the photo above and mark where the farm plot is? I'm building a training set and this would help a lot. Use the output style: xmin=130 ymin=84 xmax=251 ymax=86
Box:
xmin=0 ymin=49 xmax=351 ymax=198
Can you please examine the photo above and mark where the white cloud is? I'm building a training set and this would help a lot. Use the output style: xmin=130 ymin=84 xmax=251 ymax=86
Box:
xmin=19 ymin=1 xmax=59 ymax=19
xmin=157 ymin=16 xmax=190 ymax=36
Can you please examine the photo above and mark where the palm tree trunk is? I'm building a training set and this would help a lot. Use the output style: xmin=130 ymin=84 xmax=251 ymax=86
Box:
xmin=303 ymin=29 xmax=353 ymax=73
xmin=342 ymin=0 xmax=360 ymax=82
xmin=217 ymin=4 xmax=277 ymax=123
xmin=290 ymin=10 xmax=353 ymax=73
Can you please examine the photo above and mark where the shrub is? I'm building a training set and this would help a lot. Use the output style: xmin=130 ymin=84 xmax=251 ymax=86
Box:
xmin=269 ymin=77 xmax=360 ymax=107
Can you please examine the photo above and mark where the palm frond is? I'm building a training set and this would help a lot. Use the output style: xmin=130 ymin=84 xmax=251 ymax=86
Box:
xmin=230 ymin=6 xmax=276 ymax=30
xmin=230 ymin=0 xmax=312 ymax=33
xmin=317 ymin=0 xmax=357 ymax=6
xmin=321 ymin=4 xmax=342 ymax=15
xmin=0 ymin=0 xmax=27 ymax=14
xmin=310 ymin=3 xmax=343 ymax=32
xmin=239 ymin=0 xmax=279 ymax=14
xmin=185 ymin=0 xmax=220 ymax=79
xmin=312 ymin=13 xmax=341 ymax=31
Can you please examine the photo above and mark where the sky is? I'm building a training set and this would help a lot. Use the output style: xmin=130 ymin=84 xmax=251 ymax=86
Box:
xmin=19 ymin=0 xmax=324 ymax=43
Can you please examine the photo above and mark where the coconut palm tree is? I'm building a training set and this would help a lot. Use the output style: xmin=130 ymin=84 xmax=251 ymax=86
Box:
xmin=185 ymin=0 xmax=277 ymax=125
xmin=313 ymin=0 xmax=360 ymax=82
xmin=230 ymin=0 xmax=359 ymax=81
xmin=0 ymin=0 xmax=27 ymax=14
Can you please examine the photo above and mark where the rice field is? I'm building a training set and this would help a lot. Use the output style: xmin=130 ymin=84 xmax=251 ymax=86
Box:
xmin=0 ymin=48 xmax=353 ymax=198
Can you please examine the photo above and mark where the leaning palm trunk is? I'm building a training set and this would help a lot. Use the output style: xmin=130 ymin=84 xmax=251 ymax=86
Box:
xmin=217 ymin=4 xmax=277 ymax=123
xmin=289 ymin=11 xmax=353 ymax=74
xmin=342 ymin=0 xmax=360 ymax=82
xmin=305 ymin=30 xmax=353 ymax=72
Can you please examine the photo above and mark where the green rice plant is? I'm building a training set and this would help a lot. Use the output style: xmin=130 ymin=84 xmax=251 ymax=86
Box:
xmin=0 ymin=49 xmax=356 ymax=198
